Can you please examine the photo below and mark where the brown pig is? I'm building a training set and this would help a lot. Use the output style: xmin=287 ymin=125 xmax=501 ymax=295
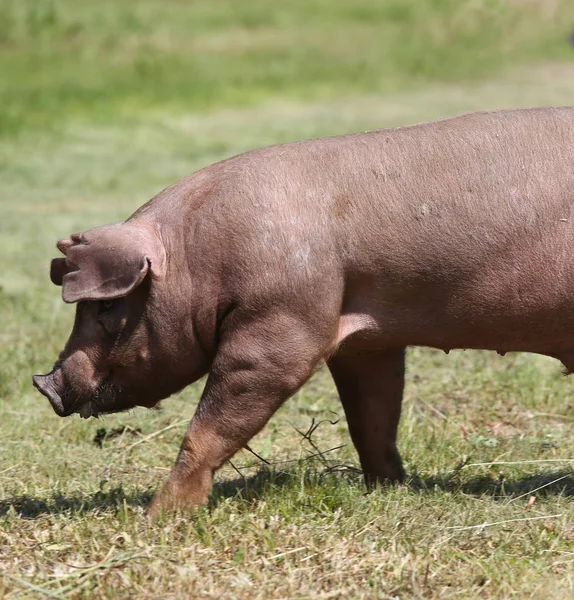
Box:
xmin=33 ymin=107 xmax=574 ymax=516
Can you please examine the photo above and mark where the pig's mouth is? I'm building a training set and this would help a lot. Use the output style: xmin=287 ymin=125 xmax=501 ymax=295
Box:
xmin=33 ymin=370 xmax=134 ymax=419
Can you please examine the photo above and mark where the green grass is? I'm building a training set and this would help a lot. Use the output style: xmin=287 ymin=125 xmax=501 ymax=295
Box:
xmin=1 ymin=0 xmax=573 ymax=137
xmin=2 ymin=1 xmax=574 ymax=597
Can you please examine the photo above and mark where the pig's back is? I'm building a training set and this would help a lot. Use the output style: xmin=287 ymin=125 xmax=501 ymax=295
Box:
xmin=315 ymin=107 xmax=574 ymax=352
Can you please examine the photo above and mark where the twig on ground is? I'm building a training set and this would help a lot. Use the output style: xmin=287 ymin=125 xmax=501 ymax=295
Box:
xmin=231 ymin=413 xmax=348 ymax=475
xmin=505 ymin=474 xmax=570 ymax=504
xmin=0 ymin=462 xmax=22 ymax=476
xmin=450 ymin=456 xmax=472 ymax=475
xmin=229 ymin=444 xmax=348 ymax=471
xmin=4 ymin=576 xmax=68 ymax=600
xmin=244 ymin=443 xmax=271 ymax=465
xmin=530 ymin=412 xmax=574 ymax=421
xmin=319 ymin=464 xmax=363 ymax=483
xmin=321 ymin=465 xmax=362 ymax=475
xmin=119 ymin=419 xmax=188 ymax=452
xmin=462 ymin=459 xmax=574 ymax=468
xmin=266 ymin=546 xmax=308 ymax=561
xmin=227 ymin=459 xmax=246 ymax=482
xmin=293 ymin=412 xmax=340 ymax=468
xmin=447 ymin=513 xmax=563 ymax=531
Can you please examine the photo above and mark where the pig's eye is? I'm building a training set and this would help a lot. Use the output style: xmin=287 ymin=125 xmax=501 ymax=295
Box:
xmin=97 ymin=299 xmax=122 ymax=336
xmin=99 ymin=299 xmax=115 ymax=313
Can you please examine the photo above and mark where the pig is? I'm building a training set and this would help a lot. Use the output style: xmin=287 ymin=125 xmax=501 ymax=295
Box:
xmin=33 ymin=106 xmax=574 ymax=516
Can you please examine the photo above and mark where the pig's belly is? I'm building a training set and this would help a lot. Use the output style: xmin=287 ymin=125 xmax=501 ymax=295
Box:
xmin=348 ymin=274 xmax=574 ymax=356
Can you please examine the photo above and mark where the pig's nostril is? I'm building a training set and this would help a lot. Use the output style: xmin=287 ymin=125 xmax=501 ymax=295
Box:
xmin=32 ymin=373 xmax=49 ymax=392
xmin=32 ymin=373 xmax=67 ymax=417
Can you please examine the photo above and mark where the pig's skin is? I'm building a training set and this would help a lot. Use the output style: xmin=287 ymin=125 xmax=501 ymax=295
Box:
xmin=33 ymin=107 xmax=574 ymax=516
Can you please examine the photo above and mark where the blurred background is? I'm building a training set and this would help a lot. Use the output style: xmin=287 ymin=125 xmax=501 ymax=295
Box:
xmin=1 ymin=0 xmax=574 ymax=137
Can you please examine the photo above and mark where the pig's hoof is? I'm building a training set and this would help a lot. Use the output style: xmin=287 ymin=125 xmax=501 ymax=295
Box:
xmin=363 ymin=456 xmax=406 ymax=489
xmin=146 ymin=496 xmax=167 ymax=521
xmin=146 ymin=483 xmax=207 ymax=520
xmin=146 ymin=493 xmax=192 ymax=520
xmin=146 ymin=497 xmax=190 ymax=521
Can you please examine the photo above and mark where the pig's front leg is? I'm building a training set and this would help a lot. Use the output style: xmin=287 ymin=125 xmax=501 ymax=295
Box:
xmin=148 ymin=312 xmax=329 ymax=517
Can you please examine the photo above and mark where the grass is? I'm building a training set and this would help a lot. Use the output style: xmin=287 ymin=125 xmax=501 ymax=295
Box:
xmin=1 ymin=1 xmax=574 ymax=597
xmin=1 ymin=0 xmax=573 ymax=137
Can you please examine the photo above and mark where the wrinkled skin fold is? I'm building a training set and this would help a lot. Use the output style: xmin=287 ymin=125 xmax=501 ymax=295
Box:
xmin=34 ymin=107 xmax=574 ymax=516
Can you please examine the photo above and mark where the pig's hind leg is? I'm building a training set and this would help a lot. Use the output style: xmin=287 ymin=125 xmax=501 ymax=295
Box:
xmin=148 ymin=311 xmax=332 ymax=517
xmin=327 ymin=347 xmax=406 ymax=487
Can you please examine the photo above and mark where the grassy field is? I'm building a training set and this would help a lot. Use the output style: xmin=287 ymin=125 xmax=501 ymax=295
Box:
xmin=2 ymin=1 xmax=574 ymax=598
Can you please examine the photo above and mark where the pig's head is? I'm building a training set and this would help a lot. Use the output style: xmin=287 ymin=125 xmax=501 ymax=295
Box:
xmin=33 ymin=222 xmax=204 ymax=419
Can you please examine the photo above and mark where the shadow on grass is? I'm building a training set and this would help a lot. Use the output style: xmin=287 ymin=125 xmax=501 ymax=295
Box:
xmin=209 ymin=466 xmax=574 ymax=505
xmin=0 ymin=486 xmax=153 ymax=519
xmin=0 ymin=474 xmax=293 ymax=519
xmin=408 ymin=469 xmax=574 ymax=499
xmin=2 ymin=467 xmax=573 ymax=519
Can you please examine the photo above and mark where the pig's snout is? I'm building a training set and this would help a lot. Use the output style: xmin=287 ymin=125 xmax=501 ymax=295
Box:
xmin=32 ymin=370 xmax=67 ymax=417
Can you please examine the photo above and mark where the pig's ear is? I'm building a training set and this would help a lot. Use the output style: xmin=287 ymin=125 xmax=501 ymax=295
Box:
xmin=49 ymin=238 xmax=81 ymax=286
xmin=50 ymin=258 xmax=69 ymax=286
xmin=57 ymin=223 xmax=166 ymax=304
